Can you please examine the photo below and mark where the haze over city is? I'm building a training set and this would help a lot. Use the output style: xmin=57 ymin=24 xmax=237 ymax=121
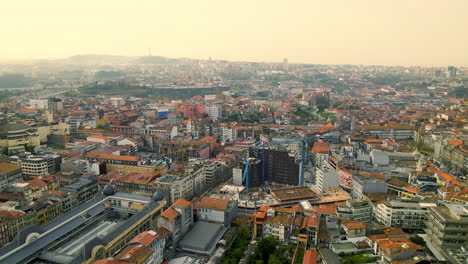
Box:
xmin=0 ymin=1 xmax=467 ymax=264
xmin=2 ymin=0 xmax=468 ymax=66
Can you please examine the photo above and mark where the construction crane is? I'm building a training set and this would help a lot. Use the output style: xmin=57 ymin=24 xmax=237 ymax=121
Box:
xmin=52 ymin=128 xmax=68 ymax=151
xmin=154 ymin=146 xmax=192 ymax=170
xmin=242 ymin=159 xmax=251 ymax=194
xmin=64 ymin=128 xmax=69 ymax=151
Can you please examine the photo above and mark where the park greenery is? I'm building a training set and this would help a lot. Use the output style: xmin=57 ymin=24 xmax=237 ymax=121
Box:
xmin=413 ymin=141 xmax=433 ymax=154
xmin=247 ymin=236 xmax=295 ymax=264
xmin=320 ymin=111 xmax=337 ymax=122
xmin=79 ymin=81 xmax=229 ymax=99
xmin=294 ymin=248 xmax=305 ymax=264
xmin=223 ymin=113 xmax=264 ymax=123
xmin=341 ymin=254 xmax=377 ymax=264
xmin=222 ymin=225 xmax=251 ymax=264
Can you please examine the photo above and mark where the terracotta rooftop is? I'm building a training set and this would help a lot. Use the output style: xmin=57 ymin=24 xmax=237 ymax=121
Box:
xmin=308 ymin=213 xmax=320 ymax=227
xmin=83 ymin=152 xmax=140 ymax=162
xmin=130 ymin=230 xmax=159 ymax=246
xmin=114 ymin=244 xmax=154 ymax=263
xmin=343 ymin=220 xmax=366 ymax=230
xmin=312 ymin=142 xmax=329 ymax=153
xmin=160 ymin=208 xmax=179 ymax=222
xmin=448 ymin=140 xmax=463 ymax=147
xmin=303 ymin=250 xmax=318 ymax=264
xmin=375 ymin=237 xmax=422 ymax=257
xmin=172 ymin=198 xmax=191 ymax=208
xmin=87 ymin=135 xmax=111 ymax=141
xmin=197 ymin=197 xmax=229 ymax=211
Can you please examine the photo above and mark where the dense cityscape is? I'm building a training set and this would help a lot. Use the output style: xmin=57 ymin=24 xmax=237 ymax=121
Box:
xmin=0 ymin=55 xmax=465 ymax=264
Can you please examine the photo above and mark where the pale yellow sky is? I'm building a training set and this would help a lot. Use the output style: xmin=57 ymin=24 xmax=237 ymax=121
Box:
xmin=1 ymin=0 xmax=467 ymax=66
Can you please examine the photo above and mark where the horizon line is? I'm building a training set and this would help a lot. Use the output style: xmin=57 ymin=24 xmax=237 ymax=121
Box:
xmin=0 ymin=53 xmax=467 ymax=68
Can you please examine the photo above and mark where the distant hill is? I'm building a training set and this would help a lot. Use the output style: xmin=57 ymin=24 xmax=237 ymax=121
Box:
xmin=53 ymin=54 xmax=195 ymax=65
xmin=56 ymin=54 xmax=137 ymax=65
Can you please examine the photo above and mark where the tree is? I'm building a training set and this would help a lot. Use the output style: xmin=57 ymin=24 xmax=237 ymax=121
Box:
xmin=216 ymin=94 xmax=227 ymax=100
xmin=256 ymin=236 xmax=279 ymax=263
xmin=268 ymin=254 xmax=282 ymax=264
xmin=1 ymin=98 xmax=13 ymax=103
xmin=238 ymin=225 xmax=250 ymax=241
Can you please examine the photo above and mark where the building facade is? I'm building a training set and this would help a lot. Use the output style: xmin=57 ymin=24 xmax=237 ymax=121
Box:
xmin=374 ymin=199 xmax=437 ymax=230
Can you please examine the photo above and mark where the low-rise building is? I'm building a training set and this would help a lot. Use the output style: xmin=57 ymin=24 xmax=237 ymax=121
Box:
xmin=157 ymin=198 xmax=193 ymax=247
xmin=0 ymin=123 xmax=41 ymax=154
xmin=128 ymin=230 xmax=165 ymax=264
xmin=341 ymin=220 xmax=366 ymax=238
xmin=351 ymin=173 xmax=387 ymax=199
xmin=9 ymin=154 xmax=62 ymax=178
xmin=59 ymin=177 xmax=99 ymax=208
xmin=336 ymin=199 xmax=373 ymax=223
xmin=193 ymin=197 xmax=238 ymax=227
xmin=154 ymin=164 xmax=206 ymax=204
xmin=0 ymin=163 xmax=23 ymax=191
xmin=373 ymin=237 xmax=423 ymax=263
xmin=253 ymin=205 xmax=319 ymax=246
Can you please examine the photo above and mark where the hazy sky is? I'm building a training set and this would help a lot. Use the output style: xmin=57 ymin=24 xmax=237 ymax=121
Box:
xmin=1 ymin=0 xmax=467 ymax=66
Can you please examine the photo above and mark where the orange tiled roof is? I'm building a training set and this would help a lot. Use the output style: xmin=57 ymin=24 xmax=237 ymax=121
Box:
xmin=312 ymin=142 xmax=329 ymax=153
xmin=376 ymin=237 xmax=422 ymax=257
xmin=405 ymin=187 xmax=421 ymax=193
xmin=83 ymin=152 xmax=140 ymax=162
xmin=197 ymin=197 xmax=229 ymax=211
xmin=130 ymin=230 xmax=158 ymax=246
xmin=160 ymin=208 xmax=179 ymax=222
xmin=259 ymin=205 xmax=270 ymax=212
xmin=314 ymin=204 xmax=337 ymax=215
xmin=88 ymin=135 xmax=111 ymax=141
xmin=448 ymin=140 xmax=463 ymax=147
xmin=303 ymin=250 xmax=318 ymax=264
xmin=24 ymin=179 xmax=47 ymax=188
xmin=0 ymin=210 xmax=25 ymax=220
xmin=343 ymin=220 xmax=366 ymax=230
xmin=18 ymin=108 xmax=37 ymax=112
xmin=308 ymin=213 xmax=320 ymax=227
xmin=437 ymin=171 xmax=464 ymax=187
xmin=255 ymin=211 xmax=266 ymax=219
xmin=172 ymin=198 xmax=191 ymax=208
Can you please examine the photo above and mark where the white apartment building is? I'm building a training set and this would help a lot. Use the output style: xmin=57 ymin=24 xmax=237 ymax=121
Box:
xmin=29 ymin=99 xmax=49 ymax=109
xmin=313 ymin=165 xmax=340 ymax=194
xmin=374 ymin=199 xmax=437 ymax=230
xmin=155 ymin=165 xmax=206 ymax=204
xmin=219 ymin=126 xmax=235 ymax=142
xmin=206 ymin=105 xmax=222 ymax=121
xmin=9 ymin=154 xmax=62 ymax=177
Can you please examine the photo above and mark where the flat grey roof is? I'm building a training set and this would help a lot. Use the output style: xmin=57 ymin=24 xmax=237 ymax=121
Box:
xmin=112 ymin=192 xmax=152 ymax=203
xmin=179 ymin=221 xmax=223 ymax=252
